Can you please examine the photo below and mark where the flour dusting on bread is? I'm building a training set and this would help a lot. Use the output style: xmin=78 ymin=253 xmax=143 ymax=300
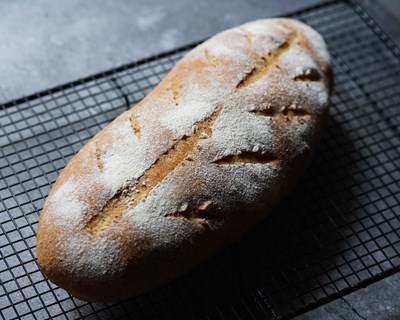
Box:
xmin=37 ymin=18 xmax=332 ymax=302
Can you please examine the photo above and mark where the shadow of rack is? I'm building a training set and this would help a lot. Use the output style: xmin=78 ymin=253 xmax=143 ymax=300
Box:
xmin=1 ymin=0 xmax=400 ymax=319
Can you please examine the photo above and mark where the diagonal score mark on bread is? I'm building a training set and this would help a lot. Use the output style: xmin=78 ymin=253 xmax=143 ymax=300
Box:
xmin=165 ymin=201 xmax=225 ymax=230
xmin=86 ymin=106 xmax=223 ymax=236
xmin=294 ymin=67 xmax=321 ymax=82
xmin=204 ymin=49 xmax=220 ymax=67
xmin=236 ymin=31 xmax=299 ymax=90
xmin=130 ymin=111 xmax=141 ymax=138
xmin=250 ymin=103 xmax=310 ymax=120
xmin=239 ymin=27 xmax=253 ymax=45
xmin=171 ymin=78 xmax=181 ymax=106
xmin=96 ymin=142 xmax=104 ymax=172
xmin=212 ymin=151 xmax=281 ymax=166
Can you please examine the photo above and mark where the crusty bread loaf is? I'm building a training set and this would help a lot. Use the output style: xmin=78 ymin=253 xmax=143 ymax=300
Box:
xmin=36 ymin=18 xmax=332 ymax=302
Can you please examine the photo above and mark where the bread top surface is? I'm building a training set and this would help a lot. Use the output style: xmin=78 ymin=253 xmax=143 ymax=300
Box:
xmin=37 ymin=18 xmax=332 ymax=298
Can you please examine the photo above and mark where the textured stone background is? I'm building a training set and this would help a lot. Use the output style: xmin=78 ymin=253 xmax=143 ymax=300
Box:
xmin=1 ymin=0 xmax=398 ymax=103
xmin=0 ymin=0 xmax=324 ymax=102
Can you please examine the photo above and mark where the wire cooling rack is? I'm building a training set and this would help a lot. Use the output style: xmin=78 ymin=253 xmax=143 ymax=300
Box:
xmin=1 ymin=0 xmax=400 ymax=319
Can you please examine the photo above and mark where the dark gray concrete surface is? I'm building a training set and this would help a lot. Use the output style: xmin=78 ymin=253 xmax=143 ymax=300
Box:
xmin=1 ymin=0 xmax=398 ymax=103
xmin=359 ymin=0 xmax=400 ymax=45
xmin=294 ymin=272 xmax=400 ymax=320
xmin=1 ymin=1 xmax=399 ymax=319
xmin=0 ymin=0 xmax=321 ymax=103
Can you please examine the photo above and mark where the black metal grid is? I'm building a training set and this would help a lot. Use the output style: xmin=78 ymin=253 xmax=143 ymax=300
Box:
xmin=1 ymin=1 xmax=400 ymax=319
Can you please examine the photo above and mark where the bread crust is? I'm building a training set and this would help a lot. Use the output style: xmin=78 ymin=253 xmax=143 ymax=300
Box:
xmin=36 ymin=18 xmax=332 ymax=302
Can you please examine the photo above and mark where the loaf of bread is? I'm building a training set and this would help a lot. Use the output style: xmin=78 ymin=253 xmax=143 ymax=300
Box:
xmin=37 ymin=18 xmax=332 ymax=302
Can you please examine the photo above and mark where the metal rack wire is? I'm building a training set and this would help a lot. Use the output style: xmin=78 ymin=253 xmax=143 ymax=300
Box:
xmin=1 ymin=0 xmax=399 ymax=319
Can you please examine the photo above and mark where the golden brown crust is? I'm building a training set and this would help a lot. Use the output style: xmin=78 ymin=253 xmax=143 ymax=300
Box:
xmin=37 ymin=18 xmax=332 ymax=302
